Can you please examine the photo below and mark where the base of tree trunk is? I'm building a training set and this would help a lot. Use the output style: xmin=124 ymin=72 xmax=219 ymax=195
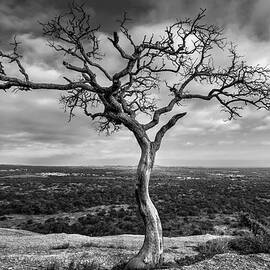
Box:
xmin=124 ymin=248 xmax=163 ymax=270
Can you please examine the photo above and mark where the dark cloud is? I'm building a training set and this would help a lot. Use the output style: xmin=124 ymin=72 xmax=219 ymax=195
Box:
xmin=1 ymin=0 xmax=270 ymax=46
xmin=0 ymin=0 xmax=154 ymax=41
xmin=149 ymin=0 xmax=270 ymax=42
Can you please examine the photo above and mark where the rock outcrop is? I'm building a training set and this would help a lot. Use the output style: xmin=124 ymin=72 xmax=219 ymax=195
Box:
xmin=0 ymin=228 xmax=269 ymax=270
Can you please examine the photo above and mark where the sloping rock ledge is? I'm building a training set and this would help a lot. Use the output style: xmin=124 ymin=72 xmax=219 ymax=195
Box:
xmin=0 ymin=228 xmax=269 ymax=270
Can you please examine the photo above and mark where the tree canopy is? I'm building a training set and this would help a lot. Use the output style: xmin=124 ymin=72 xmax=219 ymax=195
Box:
xmin=1 ymin=5 xmax=269 ymax=150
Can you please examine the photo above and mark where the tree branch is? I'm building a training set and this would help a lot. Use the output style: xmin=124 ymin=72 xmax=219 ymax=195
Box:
xmin=0 ymin=73 xmax=98 ymax=92
xmin=154 ymin=112 xmax=187 ymax=150
xmin=143 ymin=97 xmax=180 ymax=130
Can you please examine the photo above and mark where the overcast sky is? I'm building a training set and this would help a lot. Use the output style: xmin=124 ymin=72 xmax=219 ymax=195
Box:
xmin=1 ymin=0 xmax=270 ymax=167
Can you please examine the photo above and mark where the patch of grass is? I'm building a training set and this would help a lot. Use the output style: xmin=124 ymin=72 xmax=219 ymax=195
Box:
xmin=111 ymin=261 xmax=127 ymax=270
xmin=175 ymin=238 xmax=230 ymax=267
xmin=51 ymin=242 xmax=70 ymax=250
xmin=81 ymin=242 xmax=97 ymax=248
xmin=155 ymin=261 xmax=179 ymax=269
xmin=196 ymin=238 xmax=230 ymax=257
xmin=174 ymin=255 xmax=205 ymax=267
xmin=73 ymin=261 xmax=102 ymax=270
xmin=45 ymin=262 xmax=60 ymax=270
xmin=175 ymin=233 xmax=270 ymax=267
xmin=46 ymin=260 xmax=102 ymax=270
xmin=81 ymin=242 xmax=127 ymax=249
xmin=0 ymin=244 xmax=7 ymax=249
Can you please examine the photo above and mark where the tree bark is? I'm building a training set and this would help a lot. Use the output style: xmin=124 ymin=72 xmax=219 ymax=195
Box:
xmin=125 ymin=142 xmax=163 ymax=270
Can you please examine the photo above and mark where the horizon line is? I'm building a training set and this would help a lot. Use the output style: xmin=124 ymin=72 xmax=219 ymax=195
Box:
xmin=0 ymin=163 xmax=270 ymax=169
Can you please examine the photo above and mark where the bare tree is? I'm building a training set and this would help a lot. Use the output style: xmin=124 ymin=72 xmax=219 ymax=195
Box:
xmin=1 ymin=3 xmax=270 ymax=269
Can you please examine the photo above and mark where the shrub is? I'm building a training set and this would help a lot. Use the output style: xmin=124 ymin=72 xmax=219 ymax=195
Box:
xmin=0 ymin=215 xmax=7 ymax=221
xmin=196 ymin=238 xmax=230 ymax=258
xmin=229 ymin=235 xmax=270 ymax=254
xmin=175 ymin=238 xmax=230 ymax=267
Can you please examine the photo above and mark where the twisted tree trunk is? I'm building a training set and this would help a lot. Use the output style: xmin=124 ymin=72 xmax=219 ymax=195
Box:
xmin=125 ymin=142 xmax=163 ymax=270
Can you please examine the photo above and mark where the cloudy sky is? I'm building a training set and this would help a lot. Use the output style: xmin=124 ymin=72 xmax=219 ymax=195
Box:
xmin=1 ymin=0 xmax=270 ymax=167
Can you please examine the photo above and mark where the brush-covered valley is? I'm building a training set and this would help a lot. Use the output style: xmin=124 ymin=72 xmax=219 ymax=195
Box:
xmin=0 ymin=165 xmax=270 ymax=237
